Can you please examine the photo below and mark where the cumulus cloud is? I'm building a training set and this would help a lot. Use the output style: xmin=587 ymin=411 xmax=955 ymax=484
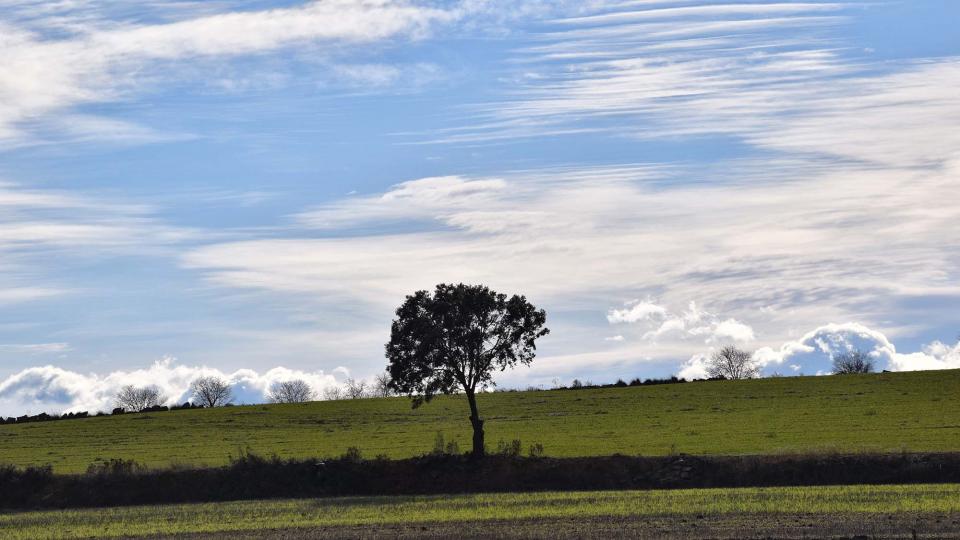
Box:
xmin=609 ymin=300 xmax=755 ymax=345
xmin=677 ymin=353 xmax=710 ymax=380
xmin=0 ymin=357 xmax=345 ymax=416
xmin=752 ymin=322 xmax=960 ymax=375
xmin=607 ymin=300 xmax=666 ymax=324
xmin=676 ymin=323 xmax=960 ymax=380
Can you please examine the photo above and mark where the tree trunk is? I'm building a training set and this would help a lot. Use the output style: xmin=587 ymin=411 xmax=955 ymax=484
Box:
xmin=466 ymin=390 xmax=485 ymax=457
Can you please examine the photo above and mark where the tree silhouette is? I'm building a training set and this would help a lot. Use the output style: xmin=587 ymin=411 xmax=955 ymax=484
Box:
xmin=386 ymin=283 xmax=549 ymax=457
xmin=832 ymin=350 xmax=874 ymax=374
xmin=115 ymin=385 xmax=164 ymax=412
xmin=707 ymin=345 xmax=760 ymax=380
xmin=267 ymin=379 xmax=315 ymax=403
xmin=190 ymin=376 xmax=233 ymax=407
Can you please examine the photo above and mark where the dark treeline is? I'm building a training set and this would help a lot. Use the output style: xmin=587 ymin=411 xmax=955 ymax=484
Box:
xmin=0 ymin=402 xmax=204 ymax=426
xmin=2 ymin=451 xmax=959 ymax=510
xmin=502 ymin=375 xmax=730 ymax=393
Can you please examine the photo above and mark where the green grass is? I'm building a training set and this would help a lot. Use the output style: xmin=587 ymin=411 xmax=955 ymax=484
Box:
xmin=2 ymin=484 xmax=958 ymax=539
xmin=1 ymin=370 xmax=959 ymax=473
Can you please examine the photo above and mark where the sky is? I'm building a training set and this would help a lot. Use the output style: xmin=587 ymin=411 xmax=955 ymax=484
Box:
xmin=0 ymin=0 xmax=958 ymax=415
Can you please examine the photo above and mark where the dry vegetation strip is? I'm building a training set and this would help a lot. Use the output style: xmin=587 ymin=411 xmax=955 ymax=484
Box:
xmin=1 ymin=370 xmax=958 ymax=473
xmin=1 ymin=485 xmax=958 ymax=539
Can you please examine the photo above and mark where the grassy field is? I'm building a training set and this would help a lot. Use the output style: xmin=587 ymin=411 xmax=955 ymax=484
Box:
xmin=1 ymin=484 xmax=958 ymax=539
xmin=1 ymin=370 xmax=958 ymax=473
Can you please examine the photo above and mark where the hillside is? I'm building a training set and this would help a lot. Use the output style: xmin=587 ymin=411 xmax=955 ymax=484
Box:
xmin=1 ymin=370 xmax=958 ymax=473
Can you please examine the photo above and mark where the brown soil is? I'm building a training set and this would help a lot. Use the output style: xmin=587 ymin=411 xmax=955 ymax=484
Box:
xmin=148 ymin=513 xmax=960 ymax=539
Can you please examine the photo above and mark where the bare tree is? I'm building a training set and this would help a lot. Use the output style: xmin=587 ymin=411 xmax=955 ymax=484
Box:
xmin=372 ymin=372 xmax=393 ymax=398
xmin=345 ymin=377 xmax=368 ymax=399
xmin=190 ymin=376 xmax=233 ymax=407
xmin=833 ymin=350 xmax=874 ymax=374
xmin=322 ymin=385 xmax=345 ymax=401
xmin=267 ymin=379 xmax=315 ymax=403
xmin=707 ymin=346 xmax=760 ymax=380
xmin=115 ymin=385 xmax=164 ymax=412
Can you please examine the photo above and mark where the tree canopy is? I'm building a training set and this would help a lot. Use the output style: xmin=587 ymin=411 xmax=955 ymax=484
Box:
xmin=386 ymin=283 xmax=548 ymax=456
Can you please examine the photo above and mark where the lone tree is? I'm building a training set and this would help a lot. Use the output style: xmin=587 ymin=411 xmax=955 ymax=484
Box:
xmin=707 ymin=345 xmax=760 ymax=380
xmin=372 ymin=372 xmax=394 ymax=398
xmin=267 ymin=379 xmax=315 ymax=403
xmin=322 ymin=385 xmax=345 ymax=401
xmin=190 ymin=376 xmax=233 ymax=407
xmin=344 ymin=377 xmax=368 ymax=399
xmin=833 ymin=350 xmax=874 ymax=374
xmin=386 ymin=283 xmax=549 ymax=457
xmin=115 ymin=385 xmax=164 ymax=412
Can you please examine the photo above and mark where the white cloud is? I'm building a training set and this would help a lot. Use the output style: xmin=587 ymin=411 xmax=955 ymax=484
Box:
xmin=0 ymin=343 xmax=70 ymax=354
xmin=677 ymin=353 xmax=709 ymax=380
xmin=0 ymin=357 xmax=344 ymax=416
xmin=712 ymin=319 xmax=756 ymax=343
xmin=297 ymin=175 xmax=508 ymax=231
xmin=609 ymin=300 xmax=755 ymax=345
xmin=754 ymin=322 xmax=960 ymax=374
xmin=0 ymin=181 xmax=198 ymax=309
xmin=0 ymin=0 xmax=460 ymax=145
xmin=438 ymin=1 xmax=960 ymax=174
xmin=181 ymin=151 xmax=960 ymax=381
xmin=607 ymin=300 xmax=666 ymax=323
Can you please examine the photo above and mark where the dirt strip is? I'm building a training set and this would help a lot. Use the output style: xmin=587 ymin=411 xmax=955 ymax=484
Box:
xmin=148 ymin=513 xmax=960 ymax=539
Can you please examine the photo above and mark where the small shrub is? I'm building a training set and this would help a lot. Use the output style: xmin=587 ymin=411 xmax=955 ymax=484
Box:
xmin=497 ymin=439 xmax=522 ymax=457
xmin=528 ymin=443 xmax=545 ymax=458
xmin=86 ymin=458 xmax=145 ymax=476
xmin=341 ymin=446 xmax=363 ymax=462
xmin=430 ymin=432 xmax=460 ymax=455
xmin=432 ymin=431 xmax=446 ymax=456
xmin=445 ymin=440 xmax=460 ymax=455
xmin=570 ymin=379 xmax=583 ymax=389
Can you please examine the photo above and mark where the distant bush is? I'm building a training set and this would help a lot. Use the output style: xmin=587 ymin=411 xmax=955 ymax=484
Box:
xmin=528 ymin=443 xmax=545 ymax=458
xmin=431 ymin=432 xmax=461 ymax=456
xmin=0 ymin=411 xmax=90 ymax=425
xmin=496 ymin=439 xmax=523 ymax=457
xmin=87 ymin=458 xmax=145 ymax=476
xmin=341 ymin=447 xmax=363 ymax=462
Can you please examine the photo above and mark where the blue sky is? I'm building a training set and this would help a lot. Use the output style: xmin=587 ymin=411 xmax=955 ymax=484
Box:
xmin=0 ymin=0 xmax=958 ymax=414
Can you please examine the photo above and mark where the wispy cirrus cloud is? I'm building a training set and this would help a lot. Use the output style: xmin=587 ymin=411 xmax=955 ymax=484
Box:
xmin=0 ymin=0 xmax=461 ymax=146
xmin=0 ymin=180 xmax=198 ymax=306
xmin=429 ymin=0 xmax=960 ymax=172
